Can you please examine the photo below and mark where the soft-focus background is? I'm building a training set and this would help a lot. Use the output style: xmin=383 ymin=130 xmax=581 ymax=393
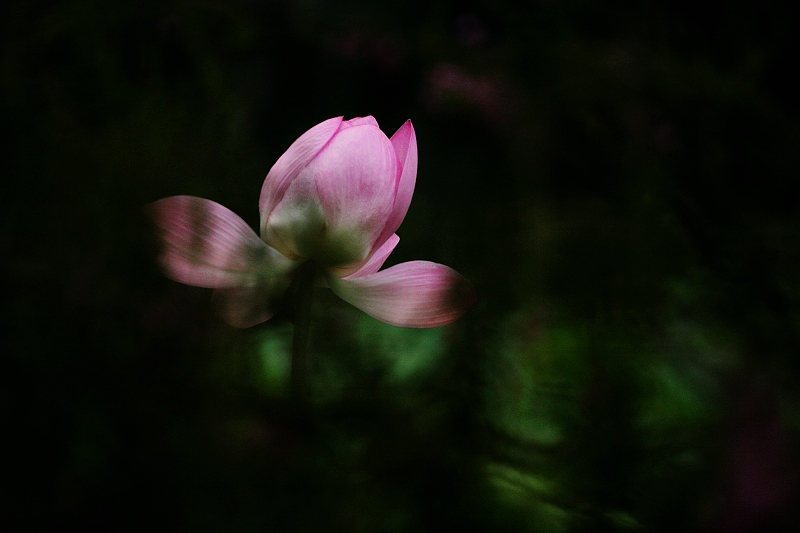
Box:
xmin=3 ymin=1 xmax=799 ymax=531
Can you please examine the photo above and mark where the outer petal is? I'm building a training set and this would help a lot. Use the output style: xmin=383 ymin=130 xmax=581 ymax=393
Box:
xmin=375 ymin=120 xmax=417 ymax=247
xmin=326 ymin=260 xmax=475 ymax=328
xmin=261 ymin=170 xmax=327 ymax=261
xmin=328 ymin=233 xmax=400 ymax=279
xmin=259 ymin=116 xmax=343 ymax=235
xmin=148 ymin=196 xmax=294 ymax=288
xmin=307 ymin=124 xmax=398 ymax=265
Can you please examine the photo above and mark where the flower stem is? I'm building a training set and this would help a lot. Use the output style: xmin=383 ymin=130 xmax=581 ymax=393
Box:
xmin=289 ymin=261 xmax=317 ymax=402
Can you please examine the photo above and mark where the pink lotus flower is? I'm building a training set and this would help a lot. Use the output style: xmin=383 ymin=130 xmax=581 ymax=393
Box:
xmin=149 ymin=116 xmax=474 ymax=328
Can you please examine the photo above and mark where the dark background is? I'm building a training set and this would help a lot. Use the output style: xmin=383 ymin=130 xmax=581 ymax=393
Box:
xmin=3 ymin=0 xmax=799 ymax=530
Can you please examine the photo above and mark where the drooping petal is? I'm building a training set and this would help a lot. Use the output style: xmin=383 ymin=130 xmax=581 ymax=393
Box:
xmin=212 ymin=274 xmax=291 ymax=328
xmin=259 ymin=116 xmax=343 ymax=235
xmin=328 ymin=233 xmax=400 ymax=279
xmin=148 ymin=196 xmax=295 ymax=288
xmin=308 ymin=123 xmax=398 ymax=266
xmin=326 ymin=261 xmax=475 ymax=328
xmin=375 ymin=120 xmax=417 ymax=247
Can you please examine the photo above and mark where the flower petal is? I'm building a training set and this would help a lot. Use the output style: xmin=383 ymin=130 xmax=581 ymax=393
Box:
xmin=327 ymin=233 xmax=400 ymax=279
xmin=340 ymin=116 xmax=379 ymax=129
xmin=326 ymin=260 xmax=475 ymax=328
xmin=261 ymin=171 xmax=327 ymax=261
xmin=309 ymin=123 xmax=398 ymax=265
xmin=148 ymin=196 xmax=294 ymax=288
xmin=342 ymin=233 xmax=400 ymax=279
xmin=259 ymin=116 xmax=343 ymax=235
xmin=375 ymin=120 xmax=417 ymax=247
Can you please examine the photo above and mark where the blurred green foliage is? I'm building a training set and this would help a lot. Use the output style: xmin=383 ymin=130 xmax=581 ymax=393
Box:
xmin=3 ymin=0 xmax=800 ymax=530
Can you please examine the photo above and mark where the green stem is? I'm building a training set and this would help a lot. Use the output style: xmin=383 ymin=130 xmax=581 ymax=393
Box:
xmin=290 ymin=261 xmax=317 ymax=402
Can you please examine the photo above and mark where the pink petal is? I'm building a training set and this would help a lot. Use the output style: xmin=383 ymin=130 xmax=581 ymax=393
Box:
xmin=148 ymin=196 xmax=294 ymax=288
xmin=259 ymin=116 xmax=343 ymax=235
xmin=309 ymin=123 xmax=398 ymax=265
xmin=212 ymin=276 xmax=291 ymax=328
xmin=326 ymin=261 xmax=475 ymax=328
xmin=261 ymin=171 xmax=327 ymax=261
xmin=375 ymin=120 xmax=417 ymax=247
xmin=328 ymin=233 xmax=400 ymax=279
xmin=340 ymin=116 xmax=379 ymax=129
